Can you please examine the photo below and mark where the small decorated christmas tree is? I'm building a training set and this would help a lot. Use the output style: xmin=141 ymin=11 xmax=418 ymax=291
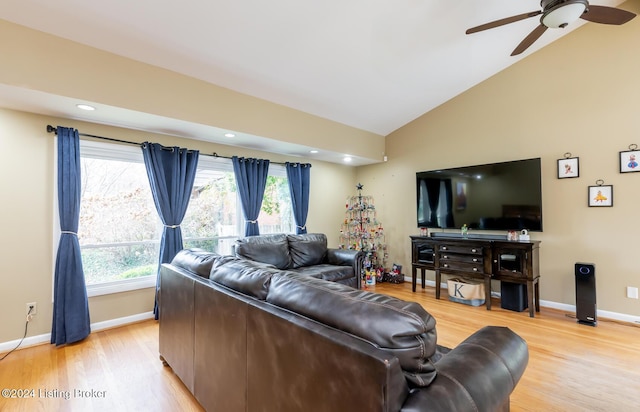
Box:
xmin=339 ymin=183 xmax=387 ymax=284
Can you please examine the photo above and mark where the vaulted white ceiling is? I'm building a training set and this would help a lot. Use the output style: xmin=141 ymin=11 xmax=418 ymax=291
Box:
xmin=0 ymin=0 xmax=628 ymax=164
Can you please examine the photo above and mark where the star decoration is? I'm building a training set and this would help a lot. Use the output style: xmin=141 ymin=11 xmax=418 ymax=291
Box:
xmin=356 ymin=183 xmax=363 ymax=191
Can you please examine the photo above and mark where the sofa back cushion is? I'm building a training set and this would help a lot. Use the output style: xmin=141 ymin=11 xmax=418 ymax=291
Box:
xmin=266 ymin=272 xmax=438 ymax=387
xmin=209 ymin=256 xmax=279 ymax=300
xmin=171 ymin=248 xmax=220 ymax=278
xmin=234 ymin=234 xmax=291 ymax=269
xmin=287 ymin=233 xmax=327 ymax=268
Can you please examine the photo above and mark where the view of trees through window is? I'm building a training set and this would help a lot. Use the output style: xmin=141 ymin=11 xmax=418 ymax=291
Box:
xmin=77 ymin=142 xmax=294 ymax=288
xmin=79 ymin=157 xmax=160 ymax=285
xmin=182 ymin=172 xmax=294 ymax=255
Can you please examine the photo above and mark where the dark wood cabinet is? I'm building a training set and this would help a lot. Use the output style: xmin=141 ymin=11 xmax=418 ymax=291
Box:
xmin=410 ymin=236 xmax=541 ymax=317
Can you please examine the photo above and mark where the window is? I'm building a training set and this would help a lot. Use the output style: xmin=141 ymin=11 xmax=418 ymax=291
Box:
xmin=181 ymin=156 xmax=295 ymax=255
xmin=78 ymin=141 xmax=160 ymax=296
xmin=257 ymin=164 xmax=295 ymax=234
xmin=75 ymin=141 xmax=295 ymax=296
xmin=180 ymin=156 xmax=239 ymax=255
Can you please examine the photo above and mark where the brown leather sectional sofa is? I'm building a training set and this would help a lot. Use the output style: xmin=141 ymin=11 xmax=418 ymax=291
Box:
xmin=233 ymin=233 xmax=364 ymax=289
xmin=159 ymin=247 xmax=529 ymax=412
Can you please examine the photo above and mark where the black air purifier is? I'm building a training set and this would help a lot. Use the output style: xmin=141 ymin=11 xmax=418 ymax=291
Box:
xmin=575 ymin=262 xmax=597 ymax=326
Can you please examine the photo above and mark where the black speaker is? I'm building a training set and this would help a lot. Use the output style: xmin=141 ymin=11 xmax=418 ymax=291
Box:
xmin=575 ymin=262 xmax=597 ymax=326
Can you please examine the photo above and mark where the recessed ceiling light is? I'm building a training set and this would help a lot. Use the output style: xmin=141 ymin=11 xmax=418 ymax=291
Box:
xmin=76 ymin=104 xmax=96 ymax=111
xmin=343 ymin=156 xmax=353 ymax=163
xmin=224 ymin=133 xmax=236 ymax=138
xmin=310 ymin=150 xmax=319 ymax=154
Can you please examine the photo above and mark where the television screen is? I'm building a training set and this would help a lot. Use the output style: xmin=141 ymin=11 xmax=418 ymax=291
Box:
xmin=416 ymin=158 xmax=543 ymax=231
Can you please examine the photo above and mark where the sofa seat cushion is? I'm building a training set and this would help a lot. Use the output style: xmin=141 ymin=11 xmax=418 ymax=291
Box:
xmin=266 ymin=273 xmax=438 ymax=387
xmin=234 ymin=234 xmax=291 ymax=270
xmin=288 ymin=264 xmax=354 ymax=283
xmin=287 ymin=233 xmax=327 ymax=268
xmin=209 ymin=256 xmax=279 ymax=300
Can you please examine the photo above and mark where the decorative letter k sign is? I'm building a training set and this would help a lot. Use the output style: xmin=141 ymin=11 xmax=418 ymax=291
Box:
xmin=454 ymin=283 xmax=465 ymax=298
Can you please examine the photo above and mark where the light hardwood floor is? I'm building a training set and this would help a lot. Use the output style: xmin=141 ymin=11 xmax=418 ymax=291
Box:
xmin=1 ymin=282 xmax=639 ymax=411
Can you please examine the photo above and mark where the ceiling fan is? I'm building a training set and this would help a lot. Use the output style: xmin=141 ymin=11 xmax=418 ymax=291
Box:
xmin=466 ymin=0 xmax=636 ymax=56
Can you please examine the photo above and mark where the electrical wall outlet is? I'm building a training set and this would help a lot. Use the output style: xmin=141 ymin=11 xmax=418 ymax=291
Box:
xmin=26 ymin=302 xmax=37 ymax=316
xmin=626 ymin=287 xmax=639 ymax=299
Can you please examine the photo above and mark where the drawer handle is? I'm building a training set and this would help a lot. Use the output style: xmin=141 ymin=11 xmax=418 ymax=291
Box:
xmin=443 ymin=264 xmax=449 ymax=268
xmin=443 ymin=255 xmax=448 ymax=259
xmin=471 ymin=248 xmax=477 ymax=253
xmin=472 ymin=258 xmax=478 ymax=262
xmin=473 ymin=268 xmax=478 ymax=272
xmin=442 ymin=247 xmax=448 ymax=250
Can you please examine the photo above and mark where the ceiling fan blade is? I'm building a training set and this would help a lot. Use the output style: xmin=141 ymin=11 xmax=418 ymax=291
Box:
xmin=511 ymin=24 xmax=548 ymax=56
xmin=466 ymin=10 xmax=542 ymax=34
xmin=580 ymin=5 xmax=636 ymax=25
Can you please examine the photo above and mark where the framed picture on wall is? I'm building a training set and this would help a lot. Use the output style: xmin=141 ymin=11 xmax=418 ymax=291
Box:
xmin=619 ymin=149 xmax=640 ymax=173
xmin=588 ymin=185 xmax=613 ymax=207
xmin=557 ymin=157 xmax=579 ymax=179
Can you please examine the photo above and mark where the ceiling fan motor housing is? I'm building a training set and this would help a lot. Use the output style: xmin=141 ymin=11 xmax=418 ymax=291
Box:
xmin=541 ymin=0 xmax=589 ymax=28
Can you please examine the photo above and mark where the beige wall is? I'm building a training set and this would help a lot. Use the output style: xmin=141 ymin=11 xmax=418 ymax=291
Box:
xmin=0 ymin=108 xmax=355 ymax=343
xmin=357 ymin=0 xmax=640 ymax=318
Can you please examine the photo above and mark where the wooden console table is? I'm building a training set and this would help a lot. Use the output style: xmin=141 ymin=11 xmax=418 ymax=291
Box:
xmin=410 ymin=235 xmax=541 ymax=317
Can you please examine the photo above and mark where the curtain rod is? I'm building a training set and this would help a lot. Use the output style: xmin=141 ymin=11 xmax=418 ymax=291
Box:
xmin=46 ymin=125 xmax=295 ymax=165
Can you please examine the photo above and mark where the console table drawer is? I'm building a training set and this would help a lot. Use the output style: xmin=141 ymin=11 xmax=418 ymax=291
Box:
xmin=440 ymin=254 xmax=483 ymax=264
xmin=440 ymin=261 xmax=484 ymax=273
xmin=438 ymin=245 xmax=483 ymax=255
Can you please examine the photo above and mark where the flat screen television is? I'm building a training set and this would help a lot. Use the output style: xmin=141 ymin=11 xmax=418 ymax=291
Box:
xmin=416 ymin=158 xmax=543 ymax=232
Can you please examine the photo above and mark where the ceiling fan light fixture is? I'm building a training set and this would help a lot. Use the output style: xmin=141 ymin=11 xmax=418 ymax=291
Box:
xmin=542 ymin=1 xmax=588 ymax=28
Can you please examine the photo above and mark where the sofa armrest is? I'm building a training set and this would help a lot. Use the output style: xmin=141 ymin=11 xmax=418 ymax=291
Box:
xmin=326 ymin=248 xmax=360 ymax=266
xmin=400 ymin=326 xmax=528 ymax=412
xmin=326 ymin=249 xmax=365 ymax=286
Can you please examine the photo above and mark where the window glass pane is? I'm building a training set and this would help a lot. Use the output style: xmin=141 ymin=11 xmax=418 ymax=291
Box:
xmin=79 ymin=144 xmax=160 ymax=285
xmin=259 ymin=174 xmax=294 ymax=234
xmin=182 ymin=167 xmax=239 ymax=255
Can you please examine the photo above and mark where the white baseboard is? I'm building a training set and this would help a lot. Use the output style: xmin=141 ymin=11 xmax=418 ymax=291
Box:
xmin=402 ymin=276 xmax=640 ymax=324
xmin=91 ymin=311 xmax=155 ymax=332
xmin=539 ymin=300 xmax=640 ymax=324
xmin=0 ymin=332 xmax=52 ymax=353
xmin=0 ymin=311 xmax=155 ymax=353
